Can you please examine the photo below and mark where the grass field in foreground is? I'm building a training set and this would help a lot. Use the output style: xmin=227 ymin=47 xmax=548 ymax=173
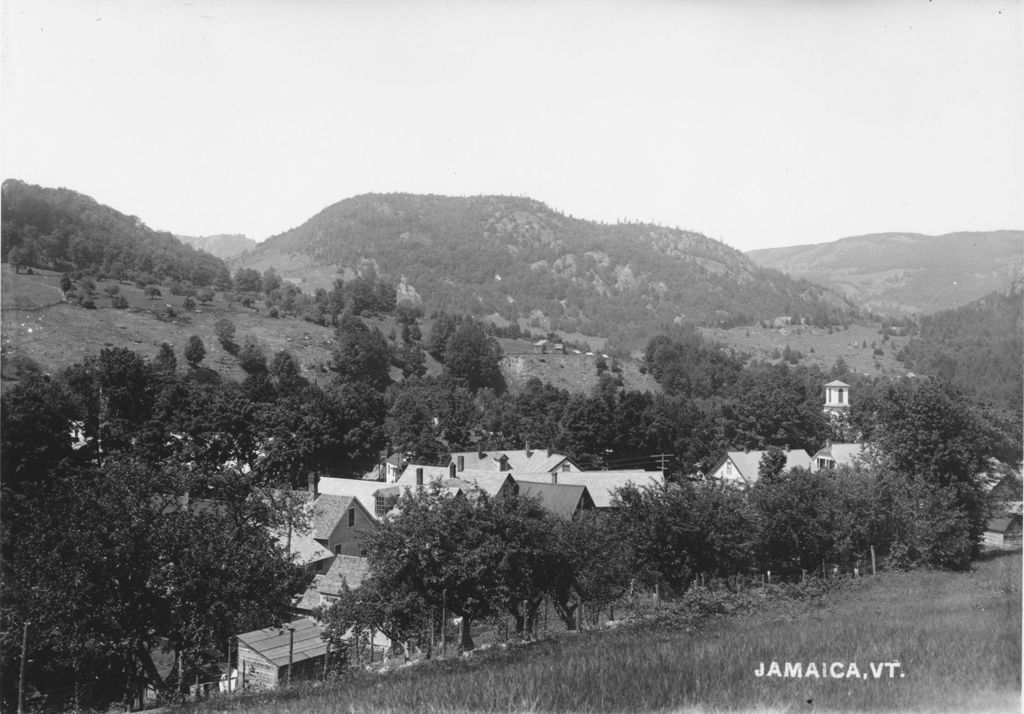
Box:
xmin=193 ymin=552 xmax=1020 ymax=714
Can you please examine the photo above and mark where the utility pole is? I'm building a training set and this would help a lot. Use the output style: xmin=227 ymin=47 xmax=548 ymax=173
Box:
xmin=287 ymin=627 xmax=294 ymax=686
xmin=17 ymin=622 xmax=28 ymax=714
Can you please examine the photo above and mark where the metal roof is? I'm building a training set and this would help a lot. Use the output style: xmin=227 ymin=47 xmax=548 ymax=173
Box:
xmin=516 ymin=481 xmax=593 ymax=518
xmin=237 ymin=618 xmax=327 ymax=668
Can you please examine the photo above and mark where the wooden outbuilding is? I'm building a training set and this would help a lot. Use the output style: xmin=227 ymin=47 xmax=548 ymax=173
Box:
xmin=236 ymin=618 xmax=329 ymax=690
xmin=984 ymin=515 xmax=1023 ymax=548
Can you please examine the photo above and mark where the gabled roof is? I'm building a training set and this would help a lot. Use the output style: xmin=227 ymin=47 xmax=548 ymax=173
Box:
xmin=516 ymin=481 xmax=593 ymax=519
xmin=449 ymin=449 xmax=576 ymax=474
xmin=986 ymin=515 xmax=1023 ymax=533
xmin=812 ymin=443 xmax=866 ymax=466
xmin=316 ymin=478 xmax=384 ymax=517
xmin=273 ymin=530 xmax=334 ymax=566
xmin=237 ymin=618 xmax=327 ymax=667
xmin=396 ymin=466 xmax=514 ymax=497
xmin=824 ymin=380 xmax=851 ymax=388
xmin=713 ymin=449 xmax=813 ymax=485
xmin=309 ymin=494 xmax=356 ymax=540
xmin=518 ymin=471 xmax=664 ymax=508
xmin=318 ymin=555 xmax=371 ymax=594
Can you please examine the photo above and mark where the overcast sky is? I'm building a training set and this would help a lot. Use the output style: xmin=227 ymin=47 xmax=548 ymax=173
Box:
xmin=3 ymin=0 xmax=1022 ymax=252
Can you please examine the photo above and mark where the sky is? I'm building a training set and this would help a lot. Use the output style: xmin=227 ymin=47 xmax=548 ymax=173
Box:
xmin=2 ymin=0 xmax=1022 ymax=252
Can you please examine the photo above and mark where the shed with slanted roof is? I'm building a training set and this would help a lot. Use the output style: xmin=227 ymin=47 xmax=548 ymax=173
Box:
xmin=236 ymin=618 xmax=328 ymax=690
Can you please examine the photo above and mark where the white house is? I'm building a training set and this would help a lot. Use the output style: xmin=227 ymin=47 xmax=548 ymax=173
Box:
xmin=811 ymin=442 xmax=866 ymax=471
xmin=708 ymin=448 xmax=813 ymax=486
xmin=448 ymin=447 xmax=579 ymax=475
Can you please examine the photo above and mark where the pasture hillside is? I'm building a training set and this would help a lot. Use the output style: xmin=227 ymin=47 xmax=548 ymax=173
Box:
xmin=186 ymin=552 xmax=1021 ymax=713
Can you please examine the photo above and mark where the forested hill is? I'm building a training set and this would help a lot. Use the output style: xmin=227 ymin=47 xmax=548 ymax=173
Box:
xmin=1 ymin=180 xmax=231 ymax=287
xmin=237 ymin=193 xmax=857 ymax=347
xmin=747 ymin=230 xmax=1023 ymax=317
xmin=175 ymin=233 xmax=256 ymax=260
xmin=896 ymin=279 xmax=1023 ymax=411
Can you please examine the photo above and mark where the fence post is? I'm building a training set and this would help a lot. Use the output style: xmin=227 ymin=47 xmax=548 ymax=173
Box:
xmin=871 ymin=545 xmax=876 ymax=576
xmin=766 ymin=570 xmax=771 ymax=585
xmin=17 ymin=622 xmax=28 ymax=714
xmin=801 ymin=569 xmax=806 ymax=584
xmin=287 ymin=627 xmax=294 ymax=686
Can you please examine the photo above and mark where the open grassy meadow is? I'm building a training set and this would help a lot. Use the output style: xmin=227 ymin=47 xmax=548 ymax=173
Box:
xmin=188 ymin=552 xmax=1020 ymax=713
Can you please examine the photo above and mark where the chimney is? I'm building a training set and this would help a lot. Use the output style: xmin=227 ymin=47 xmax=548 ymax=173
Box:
xmin=449 ymin=462 xmax=457 ymax=479
xmin=744 ymin=446 xmax=750 ymax=454
xmin=457 ymin=455 xmax=465 ymax=473
xmin=525 ymin=440 xmax=532 ymax=457
xmin=478 ymin=446 xmax=485 ymax=460
xmin=551 ymin=472 xmax=558 ymax=485
xmin=547 ymin=445 xmax=552 ymax=458
xmin=415 ymin=467 xmax=424 ymax=487
xmin=308 ymin=472 xmax=318 ymax=497
xmin=499 ymin=455 xmax=509 ymax=471
xmin=784 ymin=444 xmax=790 ymax=453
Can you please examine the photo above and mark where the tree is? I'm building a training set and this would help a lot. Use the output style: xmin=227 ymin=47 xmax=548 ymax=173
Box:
xmin=146 ymin=286 xmax=161 ymax=300
xmin=237 ymin=340 xmax=268 ymax=375
xmin=233 ymin=268 xmax=262 ymax=293
xmin=871 ymin=378 xmax=993 ymax=562
xmin=269 ymin=350 xmax=306 ymax=393
xmin=332 ymin=314 xmax=390 ymax=391
xmin=184 ymin=335 xmax=206 ymax=367
xmin=182 ymin=296 xmax=196 ymax=311
xmin=153 ymin=342 xmax=178 ymax=375
xmin=214 ymin=317 xmax=236 ymax=352
xmin=757 ymin=446 xmax=787 ymax=482
xmin=442 ymin=322 xmax=503 ymax=391
xmin=197 ymin=288 xmax=215 ymax=305
xmin=1 ymin=457 xmax=309 ymax=705
xmin=363 ymin=485 xmax=499 ymax=651
xmin=60 ymin=273 xmax=73 ymax=293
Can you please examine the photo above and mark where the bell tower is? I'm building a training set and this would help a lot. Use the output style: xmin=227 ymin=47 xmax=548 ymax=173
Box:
xmin=823 ymin=379 xmax=851 ymax=417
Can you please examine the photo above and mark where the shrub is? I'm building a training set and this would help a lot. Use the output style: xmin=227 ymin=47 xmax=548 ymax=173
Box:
xmin=80 ymin=297 xmax=96 ymax=309
xmin=182 ymin=296 xmax=196 ymax=311
xmin=111 ymin=295 xmax=129 ymax=309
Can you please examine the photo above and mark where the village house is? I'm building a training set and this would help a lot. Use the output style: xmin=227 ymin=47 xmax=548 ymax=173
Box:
xmin=307 ymin=493 xmax=377 ymax=557
xmin=708 ymin=448 xmax=813 ymax=487
xmin=448 ymin=446 xmax=579 ymax=475
xmin=315 ymin=476 xmax=387 ymax=519
xmin=517 ymin=470 xmax=664 ymax=509
xmin=811 ymin=442 xmax=866 ymax=471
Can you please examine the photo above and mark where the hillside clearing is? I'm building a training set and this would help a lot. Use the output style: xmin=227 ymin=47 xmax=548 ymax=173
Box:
xmin=186 ymin=553 xmax=1021 ymax=714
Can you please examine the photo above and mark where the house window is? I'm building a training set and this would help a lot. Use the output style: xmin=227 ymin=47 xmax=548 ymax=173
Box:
xmin=837 ymin=388 xmax=844 ymax=404
xmin=726 ymin=461 xmax=733 ymax=475
xmin=348 ymin=508 xmax=355 ymax=527
xmin=561 ymin=463 xmax=570 ymax=472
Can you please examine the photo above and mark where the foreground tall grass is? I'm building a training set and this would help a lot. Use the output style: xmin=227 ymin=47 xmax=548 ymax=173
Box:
xmin=196 ymin=552 xmax=1021 ymax=713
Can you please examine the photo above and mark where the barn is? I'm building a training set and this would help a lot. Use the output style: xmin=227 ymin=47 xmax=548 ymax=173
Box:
xmin=984 ymin=515 xmax=1023 ymax=548
xmin=236 ymin=618 xmax=330 ymax=690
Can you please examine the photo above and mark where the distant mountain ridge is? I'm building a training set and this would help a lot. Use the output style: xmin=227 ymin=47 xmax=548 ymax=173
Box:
xmin=747 ymin=231 xmax=1023 ymax=317
xmin=175 ymin=233 xmax=256 ymax=260
xmin=236 ymin=193 xmax=858 ymax=347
